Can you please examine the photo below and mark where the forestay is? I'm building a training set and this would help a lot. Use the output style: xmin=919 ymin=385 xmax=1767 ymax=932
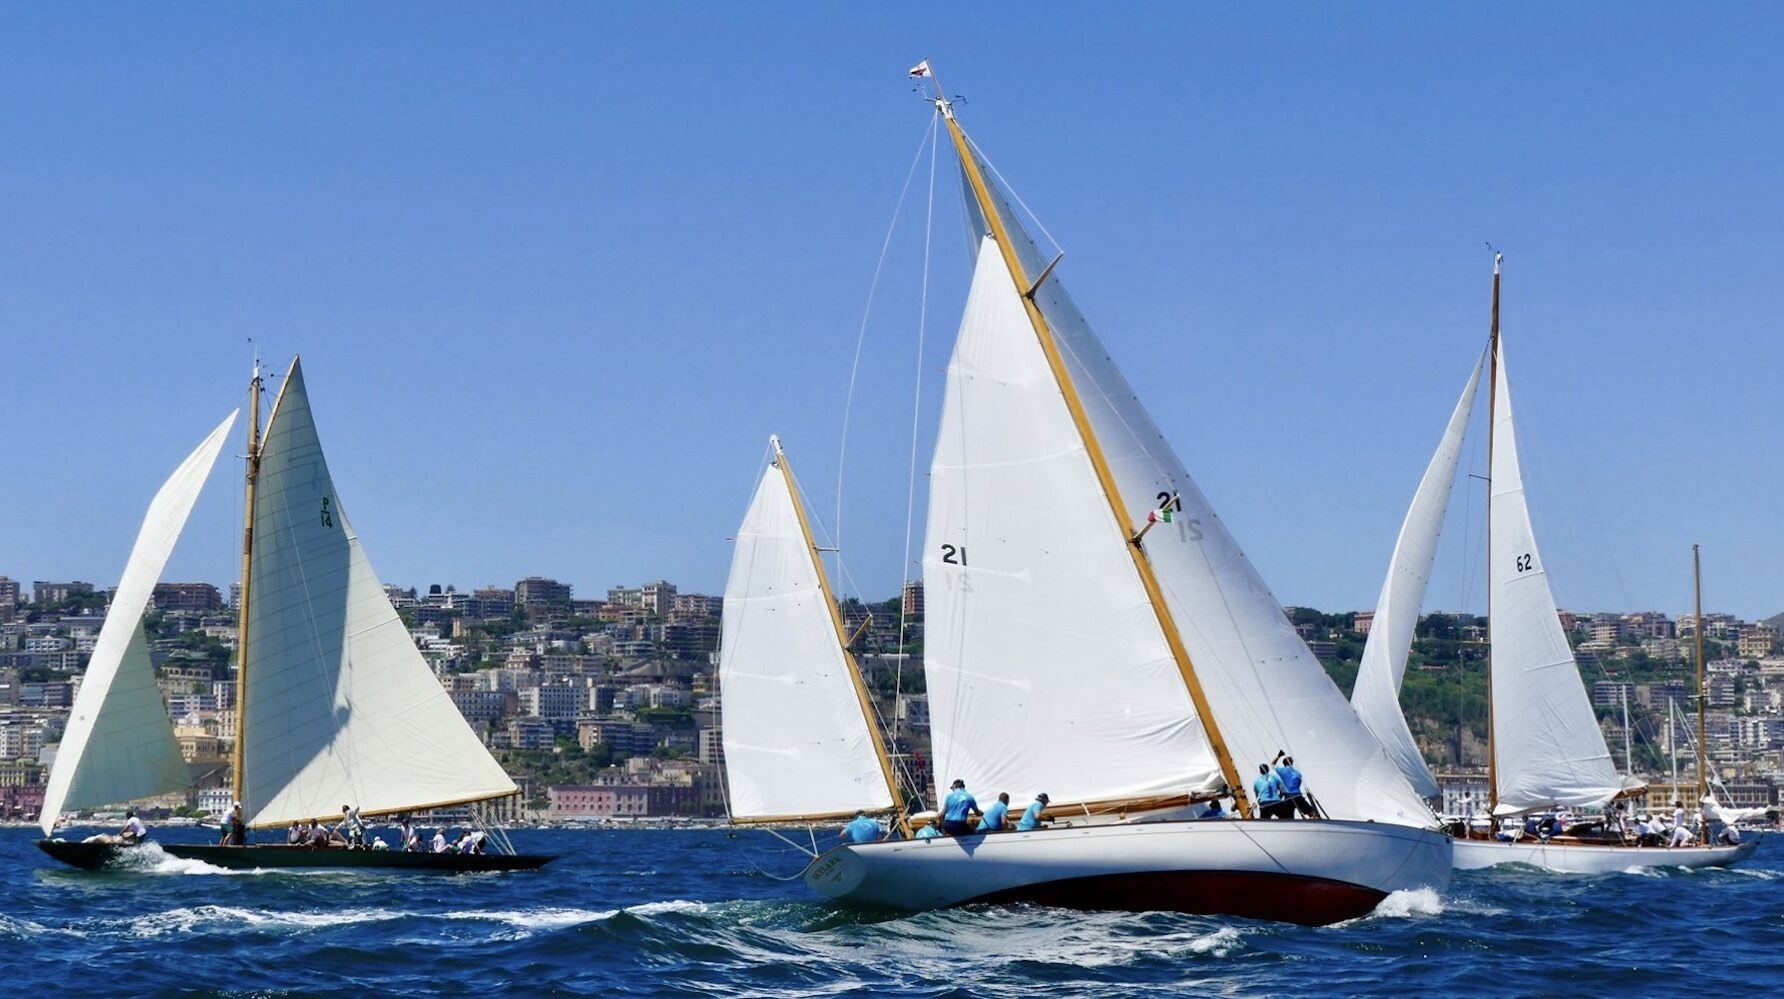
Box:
xmin=923 ymin=234 xmax=1225 ymax=809
xmin=242 ymin=359 xmax=515 ymax=827
xmin=719 ymin=442 xmax=893 ymax=820
xmin=957 ymin=150 xmax=1434 ymax=827
xmin=1351 ymin=354 xmax=1485 ymax=798
xmin=1487 ymin=340 xmax=1622 ymax=813
xmin=39 ymin=411 xmax=238 ymax=834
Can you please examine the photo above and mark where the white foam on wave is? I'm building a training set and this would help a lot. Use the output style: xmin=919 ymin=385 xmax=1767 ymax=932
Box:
xmin=1359 ymin=887 xmax=1445 ymax=921
xmin=0 ymin=914 xmax=82 ymax=940
xmin=1730 ymin=867 xmax=1779 ymax=880
xmin=111 ymin=842 xmax=323 ymax=878
xmin=1184 ymin=926 xmax=1243 ymax=957
xmin=128 ymin=905 xmax=407 ymax=938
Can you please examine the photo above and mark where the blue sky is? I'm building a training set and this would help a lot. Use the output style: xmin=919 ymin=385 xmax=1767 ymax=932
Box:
xmin=2 ymin=5 xmax=1779 ymax=619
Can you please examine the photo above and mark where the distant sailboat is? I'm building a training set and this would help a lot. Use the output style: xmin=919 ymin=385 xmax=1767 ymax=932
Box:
xmin=38 ymin=359 xmax=552 ymax=872
xmin=1352 ymin=258 xmax=1755 ymax=872
xmin=722 ymin=68 xmax=1451 ymax=926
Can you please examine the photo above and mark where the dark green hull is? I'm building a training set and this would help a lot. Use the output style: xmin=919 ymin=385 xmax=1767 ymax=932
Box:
xmin=36 ymin=839 xmax=553 ymax=872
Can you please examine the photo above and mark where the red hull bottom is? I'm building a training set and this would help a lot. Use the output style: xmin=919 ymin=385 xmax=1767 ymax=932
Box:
xmin=966 ymin=869 xmax=1387 ymax=926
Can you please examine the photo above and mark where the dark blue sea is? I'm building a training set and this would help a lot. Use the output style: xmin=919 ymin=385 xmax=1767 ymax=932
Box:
xmin=5 ymin=825 xmax=1780 ymax=997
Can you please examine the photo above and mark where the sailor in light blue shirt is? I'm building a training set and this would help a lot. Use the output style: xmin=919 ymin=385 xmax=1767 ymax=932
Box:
xmin=1273 ymin=752 xmax=1311 ymax=818
xmin=915 ymin=824 xmax=942 ymax=839
xmin=1254 ymin=763 xmax=1285 ymax=818
xmin=977 ymin=792 xmax=1012 ymax=832
xmin=1015 ymin=792 xmax=1051 ymax=831
xmin=941 ymin=779 xmax=980 ymax=835
xmin=840 ymin=810 xmax=882 ymax=845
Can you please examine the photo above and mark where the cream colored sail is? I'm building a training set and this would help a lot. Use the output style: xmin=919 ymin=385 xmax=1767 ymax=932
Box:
xmin=922 ymin=234 xmax=1225 ymax=808
xmin=39 ymin=411 xmax=239 ymax=834
xmin=1487 ymin=339 xmax=1623 ymax=813
xmin=240 ymin=358 xmax=515 ymax=826
xmin=719 ymin=439 xmax=894 ymax=820
xmin=954 ymin=153 xmax=1435 ymax=827
xmin=1351 ymin=354 xmax=1485 ymax=798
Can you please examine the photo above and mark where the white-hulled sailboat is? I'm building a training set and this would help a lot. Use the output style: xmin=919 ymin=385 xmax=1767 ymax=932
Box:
xmin=721 ymin=69 xmax=1451 ymax=926
xmin=38 ymin=359 xmax=552 ymax=872
xmin=1351 ymin=257 xmax=1755 ymax=872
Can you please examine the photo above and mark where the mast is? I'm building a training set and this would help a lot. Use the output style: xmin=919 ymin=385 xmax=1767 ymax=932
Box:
xmin=927 ymin=78 xmax=1252 ymax=817
xmin=230 ymin=362 xmax=263 ymax=804
xmin=1621 ymin=685 xmax=1632 ymax=774
xmin=771 ymin=436 xmax=909 ymax=829
xmin=1694 ymin=544 xmax=1707 ymax=805
xmin=1485 ymin=252 xmax=1502 ymax=818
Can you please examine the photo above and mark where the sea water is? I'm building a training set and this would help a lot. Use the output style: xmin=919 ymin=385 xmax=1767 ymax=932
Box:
xmin=5 ymin=826 xmax=1780 ymax=997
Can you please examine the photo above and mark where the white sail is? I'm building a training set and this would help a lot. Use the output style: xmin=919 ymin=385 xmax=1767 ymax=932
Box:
xmin=1350 ymin=354 xmax=1485 ymax=798
xmin=922 ymin=235 xmax=1225 ymax=808
xmin=241 ymin=358 xmax=515 ymax=827
xmin=719 ymin=440 xmax=893 ymax=820
xmin=39 ymin=411 xmax=239 ymax=834
xmin=1487 ymin=339 xmax=1621 ymax=813
xmin=958 ymin=161 xmax=1435 ymax=827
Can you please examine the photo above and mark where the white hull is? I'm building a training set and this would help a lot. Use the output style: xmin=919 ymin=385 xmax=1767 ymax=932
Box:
xmin=803 ymin=819 xmax=1452 ymax=926
xmin=1452 ymin=836 xmax=1758 ymax=873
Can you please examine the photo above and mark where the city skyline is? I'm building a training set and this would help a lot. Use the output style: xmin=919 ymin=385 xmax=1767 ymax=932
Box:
xmin=3 ymin=7 xmax=1781 ymax=618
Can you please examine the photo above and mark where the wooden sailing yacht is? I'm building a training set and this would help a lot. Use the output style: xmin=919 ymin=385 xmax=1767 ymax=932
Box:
xmin=37 ymin=359 xmax=552 ymax=872
xmin=720 ymin=67 xmax=1451 ymax=926
xmin=1350 ymin=258 xmax=1756 ymax=872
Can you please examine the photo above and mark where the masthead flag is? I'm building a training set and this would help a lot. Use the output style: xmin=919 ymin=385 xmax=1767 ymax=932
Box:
xmin=908 ymin=60 xmax=931 ymax=79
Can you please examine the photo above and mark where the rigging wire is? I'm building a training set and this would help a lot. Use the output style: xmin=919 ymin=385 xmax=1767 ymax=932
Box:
xmin=961 ymin=132 xmax=1064 ymax=257
xmin=833 ymin=112 xmax=941 ymax=582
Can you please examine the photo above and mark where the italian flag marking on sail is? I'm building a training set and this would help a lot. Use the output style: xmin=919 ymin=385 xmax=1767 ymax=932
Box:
xmin=1147 ymin=508 xmax=1173 ymax=525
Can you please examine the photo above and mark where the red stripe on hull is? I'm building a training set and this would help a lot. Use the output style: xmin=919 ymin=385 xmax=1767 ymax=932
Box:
xmin=964 ymin=869 xmax=1387 ymax=927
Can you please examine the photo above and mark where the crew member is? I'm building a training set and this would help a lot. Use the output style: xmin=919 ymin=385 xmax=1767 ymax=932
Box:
xmin=1016 ymin=793 xmax=1051 ymax=831
xmin=941 ymin=779 xmax=980 ymax=836
xmin=977 ymin=792 xmax=1011 ymax=832
xmin=841 ymin=810 xmax=883 ymax=845
xmin=1253 ymin=764 xmax=1287 ymax=819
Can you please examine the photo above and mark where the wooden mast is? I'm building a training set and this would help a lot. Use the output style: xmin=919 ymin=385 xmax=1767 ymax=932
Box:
xmin=930 ymin=78 xmax=1252 ymax=818
xmin=230 ymin=363 xmax=263 ymax=805
xmin=771 ymin=436 xmax=910 ymax=831
xmin=1693 ymin=544 xmax=1707 ymax=807
xmin=1485 ymin=252 xmax=1502 ymax=821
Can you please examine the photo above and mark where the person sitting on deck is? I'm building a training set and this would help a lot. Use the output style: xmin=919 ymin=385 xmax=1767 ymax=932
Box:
xmin=1253 ymin=764 xmax=1288 ymax=819
xmin=1016 ymin=793 xmax=1051 ymax=831
xmin=1717 ymin=823 xmax=1742 ymax=846
xmin=977 ymin=793 xmax=1012 ymax=832
xmin=287 ymin=821 xmax=303 ymax=845
xmin=840 ymin=810 xmax=882 ymax=845
xmin=370 ymin=836 xmax=389 ymax=851
xmin=915 ymin=823 xmax=942 ymax=839
xmin=941 ymin=779 xmax=980 ymax=836
xmin=1273 ymin=753 xmax=1314 ymax=818
xmin=432 ymin=829 xmax=449 ymax=853
xmin=1199 ymin=798 xmax=1225 ymax=820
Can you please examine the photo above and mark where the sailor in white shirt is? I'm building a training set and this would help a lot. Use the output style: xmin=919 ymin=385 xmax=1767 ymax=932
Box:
xmin=431 ymin=829 xmax=448 ymax=853
xmin=120 ymin=809 xmax=148 ymax=844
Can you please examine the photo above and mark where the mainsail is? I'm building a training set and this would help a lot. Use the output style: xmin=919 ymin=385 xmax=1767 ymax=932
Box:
xmin=1487 ymin=338 xmax=1622 ymax=813
xmin=946 ymin=142 xmax=1436 ymax=827
xmin=923 ymin=235 xmax=1225 ymax=808
xmin=719 ymin=438 xmax=894 ymax=820
xmin=1351 ymin=354 xmax=1485 ymax=798
xmin=240 ymin=358 xmax=515 ymax=826
xmin=39 ymin=411 xmax=239 ymax=834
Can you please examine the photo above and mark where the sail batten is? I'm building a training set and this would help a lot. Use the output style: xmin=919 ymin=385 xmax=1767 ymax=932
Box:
xmin=39 ymin=411 xmax=239 ymax=834
xmin=241 ymin=359 xmax=515 ymax=828
xmin=1487 ymin=340 xmax=1621 ymax=813
xmin=1351 ymin=354 xmax=1486 ymax=798
xmin=719 ymin=443 xmax=894 ymax=820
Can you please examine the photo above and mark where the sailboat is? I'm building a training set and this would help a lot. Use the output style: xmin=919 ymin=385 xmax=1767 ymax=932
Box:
xmin=37 ymin=358 xmax=553 ymax=872
xmin=720 ymin=69 xmax=1451 ymax=926
xmin=1351 ymin=258 xmax=1756 ymax=872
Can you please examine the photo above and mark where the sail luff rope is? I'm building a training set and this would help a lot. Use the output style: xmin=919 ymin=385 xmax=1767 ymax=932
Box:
xmin=892 ymin=111 xmax=940 ymax=785
xmin=961 ymin=132 xmax=1064 ymax=258
xmin=833 ymin=112 xmax=941 ymax=581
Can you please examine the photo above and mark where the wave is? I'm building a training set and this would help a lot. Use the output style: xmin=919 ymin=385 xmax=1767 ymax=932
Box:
xmin=129 ymin=905 xmax=409 ymax=938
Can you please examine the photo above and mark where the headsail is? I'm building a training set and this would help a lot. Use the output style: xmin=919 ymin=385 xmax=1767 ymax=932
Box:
xmin=922 ymin=234 xmax=1225 ymax=808
xmin=952 ymin=141 xmax=1436 ymax=827
xmin=1487 ymin=339 xmax=1621 ymax=813
xmin=39 ymin=411 xmax=239 ymax=834
xmin=719 ymin=438 xmax=895 ymax=820
xmin=240 ymin=358 xmax=515 ymax=826
xmin=1351 ymin=353 xmax=1486 ymax=798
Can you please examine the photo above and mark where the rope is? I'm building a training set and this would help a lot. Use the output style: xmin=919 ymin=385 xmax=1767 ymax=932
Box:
xmin=833 ymin=112 xmax=940 ymax=573
xmin=893 ymin=113 xmax=940 ymax=754
xmin=962 ymin=132 xmax=1064 ymax=257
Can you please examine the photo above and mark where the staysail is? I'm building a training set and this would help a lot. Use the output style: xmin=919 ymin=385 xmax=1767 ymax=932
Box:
xmin=719 ymin=438 xmax=895 ymax=820
xmin=951 ymin=145 xmax=1436 ymax=827
xmin=1350 ymin=353 xmax=1485 ymax=798
xmin=39 ymin=411 xmax=239 ymax=834
xmin=922 ymin=233 xmax=1225 ymax=809
xmin=1487 ymin=338 xmax=1622 ymax=813
xmin=240 ymin=358 xmax=515 ymax=826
